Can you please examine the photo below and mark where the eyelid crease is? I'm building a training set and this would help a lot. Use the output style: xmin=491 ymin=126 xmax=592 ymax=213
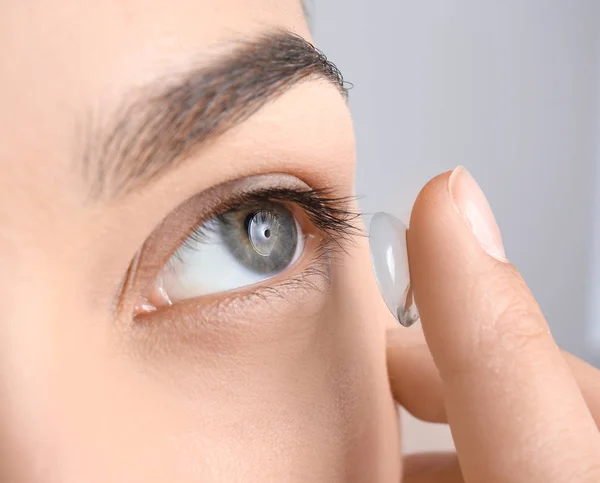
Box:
xmin=181 ymin=187 xmax=364 ymax=252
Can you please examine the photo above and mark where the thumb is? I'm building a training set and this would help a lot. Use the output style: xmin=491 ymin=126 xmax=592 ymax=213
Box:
xmin=406 ymin=167 xmax=600 ymax=482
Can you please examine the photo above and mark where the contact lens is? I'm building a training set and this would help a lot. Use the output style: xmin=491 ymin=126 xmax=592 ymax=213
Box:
xmin=369 ymin=212 xmax=420 ymax=327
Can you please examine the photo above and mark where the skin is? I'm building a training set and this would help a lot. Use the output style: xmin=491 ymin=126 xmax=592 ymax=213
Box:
xmin=393 ymin=170 xmax=600 ymax=482
xmin=4 ymin=2 xmax=600 ymax=483
xmin=0 ymin=1 xmax=400 ymax=482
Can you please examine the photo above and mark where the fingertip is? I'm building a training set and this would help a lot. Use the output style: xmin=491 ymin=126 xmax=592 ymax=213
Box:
xmin=408 ymin=170 xmax=455 ymax=237
xmin=407 ymin=169 xmax=467 ymax=285
xmin=406 ymin=168 xmax=476 ymax=337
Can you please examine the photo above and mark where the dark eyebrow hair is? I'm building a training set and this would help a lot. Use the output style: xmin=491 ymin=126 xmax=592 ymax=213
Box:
xmin=81 ymin=30 xmax=347 ymax=200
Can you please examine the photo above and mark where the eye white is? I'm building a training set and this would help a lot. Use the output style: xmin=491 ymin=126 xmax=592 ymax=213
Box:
xmin=158 ymin=217 xmax=304 ymax=303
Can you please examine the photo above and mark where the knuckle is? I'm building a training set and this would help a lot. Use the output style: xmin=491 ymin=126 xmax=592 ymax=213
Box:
xmin=489 ymin=303 xmax=548 ymax=353
xmin=477 ymin=267 xmax=550 ymax=355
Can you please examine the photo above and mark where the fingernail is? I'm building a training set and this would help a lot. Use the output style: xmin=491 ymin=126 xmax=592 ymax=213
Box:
xmin=449 ymin=166 xmax=508 ymax=262
xmin=369 ymin=212 xmax=420 ymax=327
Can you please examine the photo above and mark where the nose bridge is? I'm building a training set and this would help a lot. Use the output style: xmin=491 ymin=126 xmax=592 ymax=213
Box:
xmin=0 ymin=278 xmax=66 ymax=482
xmin=0 ymin=261 xmax=160 ymax=483
xmin=0 ymin=256 xmax=102 ymax=483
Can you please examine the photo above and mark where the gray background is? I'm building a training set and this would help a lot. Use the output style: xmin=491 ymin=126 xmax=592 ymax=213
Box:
xmin=311 ymin=0 xmax=600 ymax=366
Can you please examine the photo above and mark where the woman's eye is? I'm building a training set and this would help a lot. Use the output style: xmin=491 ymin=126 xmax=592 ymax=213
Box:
xmin=139 ymin=201 xmax=305 ymax=310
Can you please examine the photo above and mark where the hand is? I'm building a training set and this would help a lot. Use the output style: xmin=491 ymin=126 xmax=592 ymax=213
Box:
xmin=387 ymin=168 xmax=600 ymax=482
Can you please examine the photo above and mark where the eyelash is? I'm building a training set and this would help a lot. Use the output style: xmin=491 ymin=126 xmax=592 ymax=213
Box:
xmin=178 ymin=188 xmax=363 ymax=312
xmin=180 ymin=187 xmax=363 ymax=253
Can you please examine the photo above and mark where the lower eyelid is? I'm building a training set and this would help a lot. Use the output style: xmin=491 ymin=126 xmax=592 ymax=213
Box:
xmin=146 ymin=258 xmax=333 ymax=342
xmin=124 ymin=254 xmax=336 ymax=365
xmin=134 ymin=230 xmax=330 ymax=320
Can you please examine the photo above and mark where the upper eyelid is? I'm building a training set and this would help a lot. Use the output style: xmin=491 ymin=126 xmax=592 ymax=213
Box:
xmin=179 ymin=186 xmax=361 ymax=247
xmin=218 ymin=187 xmax=361 ymax=234
xmin=173 ymin=188 xmax=362 ymax=263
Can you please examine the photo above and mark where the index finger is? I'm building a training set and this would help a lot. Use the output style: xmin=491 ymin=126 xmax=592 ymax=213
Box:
xmin=407 ymin=167 xmax=600 ymax=482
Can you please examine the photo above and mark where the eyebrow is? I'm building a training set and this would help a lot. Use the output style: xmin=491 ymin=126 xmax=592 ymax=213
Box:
xmin=81 ymin=30 xmax=347 ymax=200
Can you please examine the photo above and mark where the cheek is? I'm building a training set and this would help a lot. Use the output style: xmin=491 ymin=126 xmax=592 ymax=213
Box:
xmin=3 ymin=237 xmax=399 ymax=482
xmin=116 ymin=235 xmax=399 ymax=480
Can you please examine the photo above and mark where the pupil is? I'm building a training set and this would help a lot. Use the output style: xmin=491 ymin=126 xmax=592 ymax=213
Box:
xmin=264 ymin=229 xmax=271 ymax=238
